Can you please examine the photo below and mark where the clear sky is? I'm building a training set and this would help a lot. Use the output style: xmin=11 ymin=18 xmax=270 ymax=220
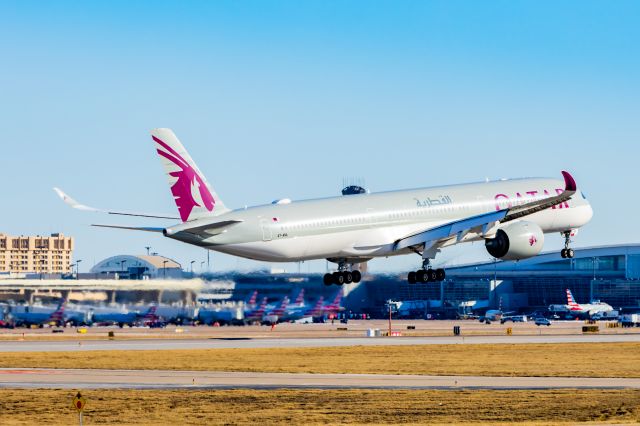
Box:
xmin=1 ymin=1 xmax=639 ymax=273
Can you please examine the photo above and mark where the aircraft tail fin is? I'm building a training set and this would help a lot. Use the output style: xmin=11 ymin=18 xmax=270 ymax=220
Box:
xmin=151 ymin=128 xmax=229 ymax=222
xmin=246 ymin=291 xmax=258 ymax=306
xmin=294 ymin=289 xmax=305 ymax=306
xmin=48 ymin=300 xmax=66 ymax=324
xmin=566 ymin=289 xmax=580 ymax=307
xmin=273 ymin=296 xmax=290 ymax=315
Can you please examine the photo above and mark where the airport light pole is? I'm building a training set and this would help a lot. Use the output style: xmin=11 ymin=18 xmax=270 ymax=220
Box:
xmin=200 ymin=261 xmax=205 ymax=272
xmin=76 ymin=259 xmax=82 ymax=280
xmin=190 ymin=260 xmax=195 ymax=276
xmin=145 ymin=246 xmax=151 ymax=256
xmin=163 ymin=260 xmax=168 ymax=279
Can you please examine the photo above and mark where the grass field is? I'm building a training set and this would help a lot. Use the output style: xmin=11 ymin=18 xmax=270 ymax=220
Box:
xmin=2 ymin=342 xmax=640 ymax=377
xmin=1 ymin=388 xmax=639 ymax=425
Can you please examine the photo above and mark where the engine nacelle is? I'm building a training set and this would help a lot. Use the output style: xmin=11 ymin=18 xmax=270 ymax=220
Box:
xmin=485 ymin=221 xmax=544 ymax=260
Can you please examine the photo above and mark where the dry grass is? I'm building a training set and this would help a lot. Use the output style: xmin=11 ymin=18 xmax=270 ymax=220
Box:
xmin=1 ymin=388 xmax=639 ymax=425
xmin=2 ymin=342 xmax=640 ymax=377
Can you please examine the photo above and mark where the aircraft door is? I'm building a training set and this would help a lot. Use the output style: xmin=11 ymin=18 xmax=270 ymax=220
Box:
xmin=260 ymin=218 xmax=273 ymax=241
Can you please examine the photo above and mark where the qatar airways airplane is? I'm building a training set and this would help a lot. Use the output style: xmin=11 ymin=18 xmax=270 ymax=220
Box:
xmin=55 ymin=128 xmax=593 ymax=286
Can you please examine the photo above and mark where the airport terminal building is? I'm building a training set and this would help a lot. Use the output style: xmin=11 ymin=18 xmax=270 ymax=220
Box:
xmin=210 ymin=244 xmax=640 ymax=317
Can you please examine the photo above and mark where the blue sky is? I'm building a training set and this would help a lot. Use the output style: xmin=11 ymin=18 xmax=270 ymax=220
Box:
xmin=1 ymin=1 xmax=639 ymax=273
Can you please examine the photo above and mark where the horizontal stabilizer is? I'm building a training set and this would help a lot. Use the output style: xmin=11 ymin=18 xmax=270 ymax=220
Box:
xmin=164 ymin=219 xmax=243 ymax=236
xmin=92 ymin=224 xmax=165 ymax=233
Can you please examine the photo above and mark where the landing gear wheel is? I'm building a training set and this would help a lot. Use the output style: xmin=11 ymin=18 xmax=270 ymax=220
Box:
xmin=323 ymin=273 xmax=333 ymax=286
xmin=352 ymin=270 xmax=362 ymax=283
xmin=435 ymin=268 xmax=446 ymax=281
xmin=561 ymin=231 xmax=575 ymax=259
xmin=344 ymin=271 xmax=353 ymax=284
xmin=427 ymin=269 xmax=437 ymax=282
xmin=416 ymin=269 xmax=427 ymax=283
xmin=332 ymin=272 xmax=344 ymax=285
xmin=408 ymin=271 xmax=416 ymax=284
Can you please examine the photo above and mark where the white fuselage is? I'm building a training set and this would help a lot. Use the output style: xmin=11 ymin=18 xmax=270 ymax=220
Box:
xmin=568 ymin=302 xmax=613 ymax=315
xmin=165 ymin=177 xmax=593 ymax=263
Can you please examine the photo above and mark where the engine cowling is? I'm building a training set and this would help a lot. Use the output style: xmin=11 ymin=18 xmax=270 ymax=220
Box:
xmin=485 ymin=221 xmax=544 ymax=260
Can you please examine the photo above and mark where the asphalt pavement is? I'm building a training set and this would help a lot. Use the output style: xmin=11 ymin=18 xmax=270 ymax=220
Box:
xmin=1 ymin=368 xmax=639 ymax=390
xmin=1 ymin=333 xmax=640 ymax=352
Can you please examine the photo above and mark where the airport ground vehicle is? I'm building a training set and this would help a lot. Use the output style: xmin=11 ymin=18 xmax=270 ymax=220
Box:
xmin=56 ymin=129 xmax=592 ymax=286
xmin=534 ymin=317 xmax=551 ymax=326
xmin=591 ymin=310 xmax=619 ymax=320
xmin=500 ymin=315 xmax=527 ymax=324
xmin=620 ymin=314 xmax=640 ymax=327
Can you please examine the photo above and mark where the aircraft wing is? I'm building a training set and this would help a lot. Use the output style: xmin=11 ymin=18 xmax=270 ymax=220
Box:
xmin=394 ymin=171 xmax=577 ymax=252
xmin=53 ymin=187 xmax=179 ymax=220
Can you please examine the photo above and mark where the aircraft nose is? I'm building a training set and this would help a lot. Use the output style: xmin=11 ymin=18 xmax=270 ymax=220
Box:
xmin=577 ymin=200 xmax=594 ymax=227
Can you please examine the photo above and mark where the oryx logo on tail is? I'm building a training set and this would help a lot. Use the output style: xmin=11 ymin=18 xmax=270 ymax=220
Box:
xmin=153 ymin=135 xmax=215 ymax=222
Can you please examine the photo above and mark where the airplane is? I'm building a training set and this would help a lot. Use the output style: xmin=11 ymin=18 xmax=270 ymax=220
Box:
xmin=322 ymin=289 xmax=345 ymax=319
xmin=10 ymin=301 xmax=66 ymax=327
xmin=243 ymin=297 xmax=269 ymax=324
xmin=479 ymin=297 xmax=515 ymax=323
xmin=245 ymin=290 xmax=258 ymax=307
xmin=55 ymin=128 xmax=593 ymax=285
xmin=278 ymin=296 xmax=326 ymax=323
xmin=262 ymin=296 xmax=290 ymax=324
xmin=288 ymin=289 xmax=305 ymax=308
xmin=565 ymin=289 xmax=613 ymax=316
xmin=92 ymin=306 xmax=158 ymax=327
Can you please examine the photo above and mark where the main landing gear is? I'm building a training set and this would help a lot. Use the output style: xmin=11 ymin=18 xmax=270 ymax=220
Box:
xmin=323 ymin=261 xmax=362 ymax=286
xmin=560 ymin=231 xmax=575 ymax=259
xmin=407 ymin=259 xmax=445 ymax=284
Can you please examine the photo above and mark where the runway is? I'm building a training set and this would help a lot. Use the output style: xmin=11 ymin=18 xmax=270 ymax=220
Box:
xmin=1 ymin=368 xmax=639 ymax=390
xmin=1 ymin=333 xmax=640 ymax=352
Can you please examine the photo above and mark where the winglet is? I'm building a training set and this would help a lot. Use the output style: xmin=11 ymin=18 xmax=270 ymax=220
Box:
xmin=53 ymin=187 xmax=98 ymax=211
xmin=561 ymin=171 xmax=577 ymax=192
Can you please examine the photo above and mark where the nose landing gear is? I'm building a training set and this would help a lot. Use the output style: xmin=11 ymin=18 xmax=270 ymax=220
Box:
xmin=561 ymin=231 xmax=575 ymax=259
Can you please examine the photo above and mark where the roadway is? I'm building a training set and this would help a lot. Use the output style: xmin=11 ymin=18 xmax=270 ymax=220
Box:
xmin=1 ymin=368 xmax=639 ymax=390
xmin=1 ymin=333 xmax=640 ymax=352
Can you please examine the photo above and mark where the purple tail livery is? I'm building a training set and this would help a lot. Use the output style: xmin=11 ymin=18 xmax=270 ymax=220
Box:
xmin=152 ymin=128 xmax=228 ymax=222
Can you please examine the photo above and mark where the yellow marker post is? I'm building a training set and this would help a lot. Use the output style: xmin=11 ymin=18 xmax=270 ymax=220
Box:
xmin=72 ymin=391 xmax=87 ymax=426
xmin=506 ymin=327 xmax=512 ymax=335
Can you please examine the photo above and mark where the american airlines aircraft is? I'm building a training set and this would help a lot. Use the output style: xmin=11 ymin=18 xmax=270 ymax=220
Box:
xmin=565 ymin=289 xmax=613 ymax=316
xmin=55 ymin=128 xmax=593 ymax=286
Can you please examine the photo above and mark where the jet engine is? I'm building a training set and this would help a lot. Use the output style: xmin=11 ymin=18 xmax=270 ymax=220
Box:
xmin=485 ymin=221 xmax=544 ymax=260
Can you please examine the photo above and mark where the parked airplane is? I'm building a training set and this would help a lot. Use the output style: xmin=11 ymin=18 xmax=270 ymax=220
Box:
xmin=289 ymin=289 xmax=305 ymax=308
xmin=322 ymin=289 xmax=345 ymax=318
xmin=565 ymin=289 xmax=613 ymax=316
xmin=92 ymin=306 xmax=158 ymax=327
xmin=243 ymin=297 xmax=268 ymax=324
xmin=479 ymin=298 xmax=515 ymax=323
xmin=263 ymin=296 xmax=290 ymax=324
xmin=55 ymin=128 xmax=593 ymax=285
xmin=10 ymin=302 xmax=66 ymax=327
xmin=245 ymin=290 xmax=258 ymax=307
xmin=278 ymin=297 xmax=326 ymax=323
